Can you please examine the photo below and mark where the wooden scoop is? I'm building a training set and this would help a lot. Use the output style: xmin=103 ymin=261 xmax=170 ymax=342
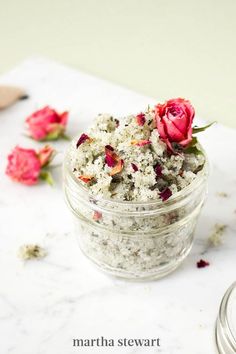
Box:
xmin=0 ymin=85 xmax=28 ymax=109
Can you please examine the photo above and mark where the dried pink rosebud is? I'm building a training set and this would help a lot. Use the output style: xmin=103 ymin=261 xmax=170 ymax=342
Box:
xmin=136 ymin=113 xmax=146 ymax=126
xmin=26 ymin=106 xmax=68 ymax=141
xmin=6 ymin=146 xmax=41 ymax=185
xmin=155 ymin=98 xmax=195 ymax=153
xmin=131 ymin=140 xmax=151 ymax=147
xmin=154 ymin=164 xmax=163 ymax=177
xmin=131 ymin=163 xmax=138 ymax=172
xmin=197 ymin=259 xmax=210 ymax=268
xmin=159 ymin=187 xmax=172 ymax=201
xmin=105 ymin=145 xmax=114 ymax=151
xmin=6 ymin=145 xmax=55 ymax=186
xmin=76 ymin=133 xmax=93 ymax=148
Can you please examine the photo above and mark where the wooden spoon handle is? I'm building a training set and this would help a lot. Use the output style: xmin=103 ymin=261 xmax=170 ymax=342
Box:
xmin=0 ymin=85 xmax=28 ymax=109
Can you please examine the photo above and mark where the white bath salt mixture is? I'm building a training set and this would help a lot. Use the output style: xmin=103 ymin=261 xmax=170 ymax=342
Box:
xmin=70 ymin=110 xmax=205 ymax=202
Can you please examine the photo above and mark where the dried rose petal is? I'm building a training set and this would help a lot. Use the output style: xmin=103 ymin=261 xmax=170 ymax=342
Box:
xmin=197 ymin=259 xmax=210 ymax=268
xmin=131 ymin=140 xmax=151 ymax=147
xmin=136 ymin=113 xmax=146 ymax=126
xmin=76 ymin=134 xmax=92 ymax=148
xmin=105 ymin=145 xmax=119 ymax=167
xmin=105 ymin=154 xmax=117 ymax=167
xmin=105 ymin=145 xmax=114 ymax=151
xmin=93 ymin=211 xmax=102 ymax=221
xmin=78 ymin=175 xmax=93 ymax=183
xmin=110 ymin=159 xmax=124 ymax=176
xmin=115 ymin=119 xmax=120 ymax=127
xmin=131 ymin=163 xmax=138 ymax=172
xmin=159 ymin=187 xmax=172 ymax=201
xmin=154 ymin=164 xmax=163 ymax=178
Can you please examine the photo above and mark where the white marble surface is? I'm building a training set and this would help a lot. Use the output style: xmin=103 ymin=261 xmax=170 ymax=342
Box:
xmin=0 ymin=58 xmax=235 ymax=354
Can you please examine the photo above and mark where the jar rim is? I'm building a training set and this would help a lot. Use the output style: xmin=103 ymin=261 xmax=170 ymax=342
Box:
xmin=64 ymin=137 xmax=209 ymax=208
xmin=216 ymin=282 xmax=236 ymax=353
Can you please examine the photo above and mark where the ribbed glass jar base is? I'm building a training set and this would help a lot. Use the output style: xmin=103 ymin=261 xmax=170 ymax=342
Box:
xmin=77 ymin=229 xmax=193 ymax=281
xmin=72 ymin=206 xmax=199 ymax=280
xmin=64 ymin=142 xmax=208 ymax=280
xmin=216 ymin=282 xmax=236 ymax=354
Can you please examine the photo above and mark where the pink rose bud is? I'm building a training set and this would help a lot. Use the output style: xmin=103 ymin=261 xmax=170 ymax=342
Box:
xmin=6 ymin=145 xmax=55 ymax=186
xmin=6 ymin=146 xmax=41 ymax=185
xmin=26 ymin=106 xmax=69 ymax=141
xmin=155 ymin=98 xmax=195 ymax=152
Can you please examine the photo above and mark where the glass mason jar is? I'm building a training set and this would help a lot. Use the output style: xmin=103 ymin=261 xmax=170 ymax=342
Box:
xmin=216 ymin=282 xmax=236 ymax=353
xmin=63 ymin=142 xmax=208 ymax=280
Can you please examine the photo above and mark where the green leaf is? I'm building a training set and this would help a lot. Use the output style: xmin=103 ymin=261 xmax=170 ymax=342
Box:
xmin=184 ymin=145 xmax=203 ymax=155
xmin=44 ymin=131 xmax=60 ymax=141
xmin=184 ymin=136 xmax=203 ymax=155
xmin=188 ymin=136 xmax=198 ymax=147
xmin=61 ymin=133 xmax=71 ymax=141
xmin=39 ymin=171 xmax=54 ymax=186
xmin=192 ymin=121 xmax=216 ymax=134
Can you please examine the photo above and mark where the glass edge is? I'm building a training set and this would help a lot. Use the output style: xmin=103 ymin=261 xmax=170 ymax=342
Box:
xmin=217 ymin=282 xmax=236 ymax=353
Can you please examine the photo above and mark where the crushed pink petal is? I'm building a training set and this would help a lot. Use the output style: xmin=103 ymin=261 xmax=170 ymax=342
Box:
xmin=76 ymin=133 xmax=91 ymax=148
xmin=155 ymin=164 xmax=163 ymax=177
xmin=93 ymin=211 xmax=102 ymax=221
xmin=131 ymin=163 xmax=138 ymax=172
xmin=105 ymin=145 xmax=114 ymax=151
xmin=105 ymin=145 xmax=119 ymax=167
xmin=78 ymin=175 xmax=93 ymax=183
xmin=115 ymin=119 xmax=120 ymax=127
xmin=109 ymin=159 xmax=124 ymax=176
xmin=197 ymin=259 xmax=210 ymax=268
xmin=159 ymin=187 xmax=172 ymax=201
xmin=105 ymin=154 xmax=117 ymax=167
xmin=136 ymin=113 xmax=146 ymax=126
xmin=131 ymin=140 xmax=151 ymax=147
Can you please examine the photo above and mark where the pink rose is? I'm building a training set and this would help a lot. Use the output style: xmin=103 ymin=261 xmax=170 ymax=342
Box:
xmin=155 ymin=98 xmax=195 ymax=152
xmin=6 ymin=145 xmax=55 ymax=186
xmin=26 ymin=106 xmax=68 ymax=141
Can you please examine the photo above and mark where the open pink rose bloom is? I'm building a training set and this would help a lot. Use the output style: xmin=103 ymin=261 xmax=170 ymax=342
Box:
xmin=155 ymin=98 xmax=195 ymax=152
xmin=26 ymin=106 xmax=68 ymax=141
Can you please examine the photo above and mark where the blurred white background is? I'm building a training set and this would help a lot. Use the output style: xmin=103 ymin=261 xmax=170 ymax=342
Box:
xmin=0 ymin=0 xmax=235 ymax=127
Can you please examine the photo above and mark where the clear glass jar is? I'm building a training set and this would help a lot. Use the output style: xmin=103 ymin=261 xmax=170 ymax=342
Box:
xmin=63 ymin=143 xmax=208 ymax=280
xmin=216 ymin=282 xmax=236 ymax=353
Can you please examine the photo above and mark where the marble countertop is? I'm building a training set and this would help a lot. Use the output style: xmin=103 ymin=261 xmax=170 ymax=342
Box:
xmin=0 ymin=58 xmax=235 ymax=354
